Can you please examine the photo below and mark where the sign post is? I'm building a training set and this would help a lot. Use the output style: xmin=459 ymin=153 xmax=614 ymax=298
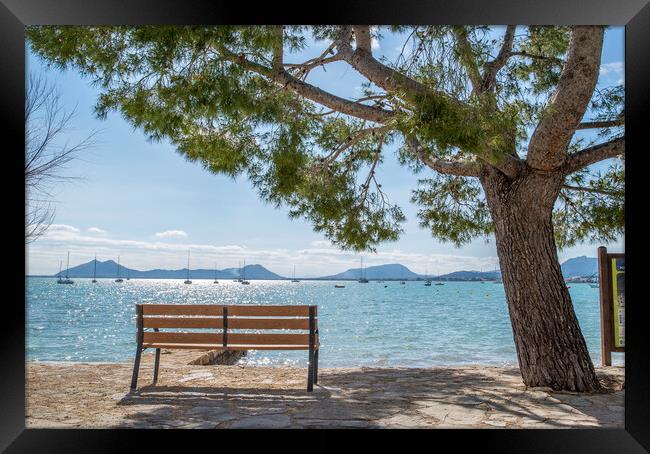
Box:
xmin=597 ymin=246 xmax=625 ymax=366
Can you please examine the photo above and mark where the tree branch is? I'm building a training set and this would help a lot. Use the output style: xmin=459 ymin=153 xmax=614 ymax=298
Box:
xmin=508 ymin=51 xmax=564 ymax=65
xmin=562 ymin=184 xmax=622 ymax=196
xmin=214 ymin=42 xmax=393 ymax=123
xmin=337 ymin=26 xmax=430 ymax=101
xmin=405 ymin=137 xmax=481 ymax=177
xmin=284 ymin=41 xmax=343 ymax=79
xmin=576 ymin=118 xmax=624 ymax=130
xmin=527 ymin=26 xmax=605 ymax=171
xmin=272 ymin=26 xmax=283 ymax=71
xmin=353 ymin=25 xmax=372 ymax=53
xmin=481 ymin=25 xmax=516 ymax=92
xmin=322 ymin=126 xmax=390 ymax=164
xmin=451 ymin=26 xmax=482 ymax=93
xmin=563 ymin=137 xmax=624 ymax=174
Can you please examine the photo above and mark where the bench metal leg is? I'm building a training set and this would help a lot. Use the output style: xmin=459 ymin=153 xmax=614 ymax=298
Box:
xmin=313 ymin=349 xmax=319 ymax=384
xmin=307 ymin=347 xmax=315 ymax=392
xmin=153 ymin=348 xmax=161 ymax=384
xmin=130 ymin=343 xmax=143 ymax=391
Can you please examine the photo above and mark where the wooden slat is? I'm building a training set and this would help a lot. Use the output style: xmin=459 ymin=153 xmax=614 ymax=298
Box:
xmin=227 ymin=333 xmax=314 ymax=345
xmin=142 ymin=344 xmax=313 ymax=350
xmin=141 ymin=304 xmax=223 ymax=316
xmin=143 ymin=332 xmax=222 ymax=344
xmin=140 ymin=304 xmax=317 ymax=317
xmin=142 ymin=316 xmax=312 ymax=330
xmin=227 ymin=305 xmax=314 ymax=317
xmin=143 ymin=317 xmax=223 ymax=329
xmin=142 ymin=331 xmax=317 ymax=346
xmin=228 ymin=318 xmax=311 ymax=330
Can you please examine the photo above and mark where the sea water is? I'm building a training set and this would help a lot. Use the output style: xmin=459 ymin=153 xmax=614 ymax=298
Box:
xmin=26 ymin=278 xmax=624 ymax=367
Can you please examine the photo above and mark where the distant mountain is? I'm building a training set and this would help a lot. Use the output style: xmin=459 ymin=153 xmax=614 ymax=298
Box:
xmin=560 ymin=256 xmax=598 ymax=278
xmin=33 ymin=256 xmax=598 ymax=281
xmin=318 ymin=263 xmax=420 ymax=280
xmin=438 ymin=270 xmax=500 ymax=281
xmin=49 ymin=260 xmax=285 ymax=280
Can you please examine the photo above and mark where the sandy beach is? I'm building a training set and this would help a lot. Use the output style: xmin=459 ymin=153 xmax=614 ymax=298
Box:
xmin=25 ymin=350 xmax=625 ymax=429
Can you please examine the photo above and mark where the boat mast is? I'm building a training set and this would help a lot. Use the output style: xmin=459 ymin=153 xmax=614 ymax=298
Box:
xmin=242 ymin=259 xmax=246 ymax=280
xmin=65 ymin=252 xmax=70 ymax=279
xmin=187 ymin=249 xmax=190 ymax=281
xmin=93 ymin=254 xmax=97 ymax=280
xmin=59 ymin=260 xmax=63 ymax=278
xmin=117 ymin=256 xmax=121 ymax=278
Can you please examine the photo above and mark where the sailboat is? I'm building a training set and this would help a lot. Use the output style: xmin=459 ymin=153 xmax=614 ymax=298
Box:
xmin=115 ymin=256 xmax=123 ymax=282
xmin=434 ymin=268 xmax=444 ymax=285
xmin=127 ymin=268 xmax=130 ymax=281
xmin=58 ymin=252 xmax=74 ymax=284
xmin=358 ymin=257 xmax=369 ymax=283
xmin=492 ymin=265 xmax=502 ymax=284
xmin=424 ymin=264 xmax=432 ymax=286
xmin=92 ymin=254 xmax=97 ymax=283
xmin=240 ymin=259 xmax=250 ymax=285
xmin=400 ymin=266 xmax=406 ymax=285
xmin=291 ymin=265 xmax=300 ymax=283
xmin=235 ymin=261 xmax=243 ymax=282
xmin=213 ymin=263 xmax=219 ymax=284
xmin=56 ymin=260 xmax=65 ymax=284
xmin=184 ymin=250 xmax=192 ymax=284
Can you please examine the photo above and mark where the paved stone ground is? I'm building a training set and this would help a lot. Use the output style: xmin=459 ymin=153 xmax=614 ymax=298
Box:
xmin=26 ymin=351 xmax=624 ymax=429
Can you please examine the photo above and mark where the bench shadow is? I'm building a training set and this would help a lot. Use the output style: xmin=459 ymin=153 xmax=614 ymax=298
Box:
xmin=115 ymin=367 xmax=623 ymax=428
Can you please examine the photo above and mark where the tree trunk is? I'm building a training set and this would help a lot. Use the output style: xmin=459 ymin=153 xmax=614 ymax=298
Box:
xmin=481 ymin=168 xmax=601 ymax=392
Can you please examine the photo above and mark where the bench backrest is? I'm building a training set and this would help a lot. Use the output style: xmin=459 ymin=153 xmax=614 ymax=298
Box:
xmin=136 ymin=304 xmax=318 ymax=350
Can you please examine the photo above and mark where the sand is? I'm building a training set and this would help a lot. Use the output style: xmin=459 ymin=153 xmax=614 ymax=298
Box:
xmin=26 ymin=350 xmax=625 ymax=429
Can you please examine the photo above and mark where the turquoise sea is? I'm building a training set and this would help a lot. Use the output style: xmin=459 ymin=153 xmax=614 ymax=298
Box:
xmin=26 ymin=278 xmax=624 ymax=368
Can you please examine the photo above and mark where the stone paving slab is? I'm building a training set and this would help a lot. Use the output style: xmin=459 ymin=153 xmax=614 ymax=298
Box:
xmin=26 ymin=352 xmax=624 ymax=429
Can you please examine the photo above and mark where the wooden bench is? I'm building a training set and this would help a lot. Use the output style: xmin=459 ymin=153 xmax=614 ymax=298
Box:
xmin=130 ymin=304 xmax=320 ymax=391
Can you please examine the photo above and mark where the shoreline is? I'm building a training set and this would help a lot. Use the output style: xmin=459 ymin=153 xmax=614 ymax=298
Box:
xmin=26 ymin=351 xmax=625 ymax=429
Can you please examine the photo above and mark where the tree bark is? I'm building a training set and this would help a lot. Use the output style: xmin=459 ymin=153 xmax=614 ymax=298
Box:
xmin=480 ymin=167 xmax=601 ymax=392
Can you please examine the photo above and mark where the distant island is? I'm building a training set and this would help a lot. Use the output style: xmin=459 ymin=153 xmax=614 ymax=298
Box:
xmin=28 ymin=256 xmax=599 ymax=282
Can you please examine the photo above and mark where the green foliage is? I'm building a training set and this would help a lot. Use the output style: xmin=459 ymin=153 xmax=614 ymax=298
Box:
xmin=510 ymin=27 xmax=570 ymax=95
xmin=554 ymin=162 xmax=624 ymax=248
xmin=590 ymin=85 xmax=625 ymax=140
xmin=411 ymin=175 xmax=493 ymax=245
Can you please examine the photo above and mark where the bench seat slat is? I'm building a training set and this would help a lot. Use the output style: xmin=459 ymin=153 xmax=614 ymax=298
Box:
xmin=227 ymin=306 xmax=314 ymax=317
xmin=142 ymin=343 xmax=315 ymax=350
xmin=142 ymin=305 xmax=223 ymax=316
xmin=143 ymin=331 xmax=317 ymax=346
xmin=141 ymin=304 xmax=315 ymax=317
xmin=143 ymin=317 xmax=312 ymax=330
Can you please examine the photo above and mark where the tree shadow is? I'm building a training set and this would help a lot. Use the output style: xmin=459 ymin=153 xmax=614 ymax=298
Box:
xmin=115 ymin=367 xmax=623 ymax=428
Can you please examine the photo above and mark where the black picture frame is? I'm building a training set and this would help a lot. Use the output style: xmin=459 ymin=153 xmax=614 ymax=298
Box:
xmin=2 ymin=0 xmax=648 ymax=451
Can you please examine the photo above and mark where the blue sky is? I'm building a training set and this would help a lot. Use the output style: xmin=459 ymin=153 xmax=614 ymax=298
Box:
xmin=26 ymin=26 xmax=624 ymax=277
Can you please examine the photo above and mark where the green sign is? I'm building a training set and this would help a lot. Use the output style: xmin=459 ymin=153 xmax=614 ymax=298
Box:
xmin=611 ymin=257 xmax=625 ymax=348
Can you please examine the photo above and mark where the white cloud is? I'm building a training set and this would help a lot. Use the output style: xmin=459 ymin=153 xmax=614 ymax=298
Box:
xmin=309 ymin=240 xmax=333 ymax=248
xmin=154 ymin=230 xmax=188 ymax=239
xmin=87 ymin=227 xmax=107 ymax=234
xmin=49 ymin=224 xmax=80 ymax=234
xmin=599 ymin=61 xmax=624 ymax=84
